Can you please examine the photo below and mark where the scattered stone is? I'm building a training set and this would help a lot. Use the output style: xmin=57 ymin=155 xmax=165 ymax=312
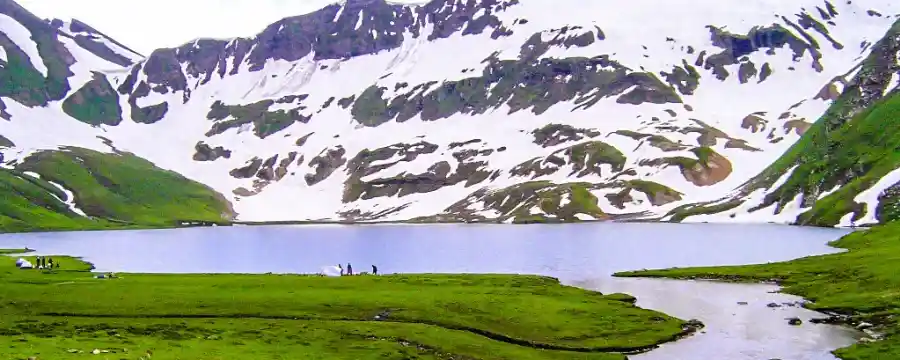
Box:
xmin=67 ymin=349 xmax=79 ymax=353
xmin=767 ymin=302 xmax=782 ymax=308
xmin=737 ymin=301 xmax=748 ymax=305
xmin=863 ymin=329 xmax=883 ymax=339
xmin=374 ymin=310 xmax=391 ymax=320
xmin=92 ymin=349 xmax=101 ymax=354
xmin=683 ymin=318 xmax=704 ymax=330
xmin=206 ymin=334 xmax=221 ymax=340
xmin=857 ymin=322 xmax=874 ymax=330
xmin=787 ymin=317 xmax=803 ymax=326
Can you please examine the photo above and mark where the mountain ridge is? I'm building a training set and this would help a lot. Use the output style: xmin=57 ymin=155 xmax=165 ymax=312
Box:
xmin=1 ymin=0 xmax=899 ymax=229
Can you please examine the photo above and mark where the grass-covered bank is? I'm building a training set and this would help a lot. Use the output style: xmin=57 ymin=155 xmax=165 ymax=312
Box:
xmin=0 ymin=147 xmax=234 ymax=233
xmin=0 ymin=251 xmax=697 ymax=360
xmin=615 ymin=222 xmax=900 ymax=359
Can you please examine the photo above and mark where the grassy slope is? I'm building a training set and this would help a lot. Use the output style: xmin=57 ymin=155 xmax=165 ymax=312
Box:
xmin=0 ymin=168 xmax=113 ymax=232
xmin=0 ymin=147 xmax=234 ymax=232
xmin=616 ymin=223 xmax=900 ymax=359
xmin=665 ymin=19 xmax=900 ymax=225
xmin=0 ymin=252 xmax=690 ymax=360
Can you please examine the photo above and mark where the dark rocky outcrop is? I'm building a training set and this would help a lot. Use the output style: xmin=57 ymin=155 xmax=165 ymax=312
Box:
xmin=306 ymin=146 xmax=347 ymax=186
xmin=50 ymin=19 xmax=142 ymax=67
xmin=439 ymin=182 xmax=608 ymax=223
xmin=0 ymin=134 xmax=14 ymax=148
xmin=340 ymin=142 xmax=493 ymax=204
xmin=192 ymin=142 xmax=232 ymax=162
xmin=702 ymin=23 xmax=823 ymax=82
xmin=230 ymin=157 xmax=263 ymax=179
xmin=612 ymin=130 xmax=688 ymax=152
xmin=232 ymin=152 xmax=300 ymax=196
xmin=295 ymin=132 xmax=314 ymax=147
xmin=512 ymin=141 xmax=626 ymax=179
xmin=531 ymin=124 xmax=601 ymax=148
xmin=0 ymin=98 xmax=10 ymax=120
xmin=119 ymin=0 xmax=519 ymax=104
xmin=0 ymin=0 xmax=76 ymax=107
xmin=640 ymin=147 xmax=733 ymax=187
xmin=62 ymin=72 xmax=122 ymax=126
xmin=660 ymin=60 xmax=701 ymax=95
xmin=207 ymin=100 xmax=310 ymax=138
xmin=349 ymin=47 xmax=681 ymax=127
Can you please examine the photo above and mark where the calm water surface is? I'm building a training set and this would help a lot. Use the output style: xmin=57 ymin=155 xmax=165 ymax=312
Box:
xmin=0 ymin=222 xmax=860 ymax=360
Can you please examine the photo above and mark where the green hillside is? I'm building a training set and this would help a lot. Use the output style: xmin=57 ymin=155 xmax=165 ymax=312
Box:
xmin=0 ymin=147 xmax=234 ymax=233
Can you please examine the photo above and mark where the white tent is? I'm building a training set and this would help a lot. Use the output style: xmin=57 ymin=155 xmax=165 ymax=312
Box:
xmin=15 ymin=258 xmax=32 ymax=269
xmin=320 ymin=265 xmax=342 ymax=277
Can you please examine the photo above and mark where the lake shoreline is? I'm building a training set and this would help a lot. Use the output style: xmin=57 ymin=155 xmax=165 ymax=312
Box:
xmin=0 ymin=223 xmax=856 ymax=359
xmin=615 ymin=223 xmax=900 ymax=359
xmin=0 ymin=249 xmax=703 ymax=360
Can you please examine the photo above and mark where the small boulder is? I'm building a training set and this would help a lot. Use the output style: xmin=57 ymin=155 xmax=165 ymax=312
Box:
xmin=767 ymin=302 xmax=782 ymax=308
xmin=857 ymin=322 xmax=874 ymax=330
xmin=737 ymin=301 xmax=748 ymax=305
xmin=92 ymin=349 xmax=101 ymax=354
xmin=787 ymin=317 xmax=802 ymax=326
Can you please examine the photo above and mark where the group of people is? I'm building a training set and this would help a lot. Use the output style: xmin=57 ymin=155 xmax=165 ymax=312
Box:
xmin=336 ymin=263 xmax=377 ymax=276
xmin=14 ymin=256 xmax=59 ymax=270
xmin=34 ymin=256 xmax=58 ymax=269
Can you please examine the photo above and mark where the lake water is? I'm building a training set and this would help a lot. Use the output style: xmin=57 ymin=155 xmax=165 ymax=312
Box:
xmin=0 ymin=222 xmax=860 ymax=360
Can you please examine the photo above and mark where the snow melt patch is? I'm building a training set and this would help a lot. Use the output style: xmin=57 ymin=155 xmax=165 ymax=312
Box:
xmin=847 ymin=167 xmax=900 ymax=226
xmin=19 ymin=171 xmax=88 ymax=217
xmin=0 ymin=14 xmax=47 ymax=76
xmin=47 ymin=180 xmax=88 ymax=217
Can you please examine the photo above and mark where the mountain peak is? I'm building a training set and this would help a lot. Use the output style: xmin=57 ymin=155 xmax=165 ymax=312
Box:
xmin=2 ymin=0 xmax=900 ymax=225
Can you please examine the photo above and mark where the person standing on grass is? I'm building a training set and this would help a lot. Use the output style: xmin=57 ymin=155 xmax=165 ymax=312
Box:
xmin=48 ymin=258 xmax=53 ymax=269
xmin=372 ymin=265 xmax=378 ymax=275
xmin=338 ymin=264 xmax=344 ymax=276
xmin=347 ymin=263 xmax=353 ymax=276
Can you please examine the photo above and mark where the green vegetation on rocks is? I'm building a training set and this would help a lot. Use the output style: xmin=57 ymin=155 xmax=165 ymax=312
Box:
xmin=625 ymin=180 xmax=684 ymax=206
xmin=0 ymin=251 xmax=694 ymax=360
xmin=0 ymin=16 xmax=74 ymax=107
xmin=347 ymin=32 xmax=681 ymax=128
xmin=207 ymin=100 xmax=310 ymax=138
xmin=0 ymin=147 xmax=234 ymax=232
xmin=440 ymin=181 xmax=608 ymax=223
xmin=567 ymin=141 xmax=627 ymax=175
xmin=683 ymin=20 xmax=900 ymax=226
xmin=616 ymin=222 xmax=900 ymax=359
xmin=62 ymin=72 xmax=122 ymax=126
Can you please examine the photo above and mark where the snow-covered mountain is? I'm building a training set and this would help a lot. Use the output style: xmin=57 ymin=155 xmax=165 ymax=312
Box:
xmin=1 ymin=0 xmax=899 ymax=224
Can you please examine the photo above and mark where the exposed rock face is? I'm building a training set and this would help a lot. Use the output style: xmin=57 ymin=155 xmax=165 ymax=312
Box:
xmin=306 ymin=146 xmax=348 ymax=186
xmin=531 ymin=124 xmax=601 ymax=147
xmin=434 ymin=181 xmax=609 ymax=223
xmin=1 ymin=0 xmax=898 ymax=224
xmin=680 ymin=148 xmax=733 ymax=187
xmin=62 ymin=72 xmax=122 ymax=126
xmin=0 ymin=134 xmax=14 ymax=148
xmin=207 ymin=99 xmax=311 ymax=138
xmin=193 ymin=142 xmax=232 ymax=162
xmin=512 ymin=140 xmax=626 ymax=179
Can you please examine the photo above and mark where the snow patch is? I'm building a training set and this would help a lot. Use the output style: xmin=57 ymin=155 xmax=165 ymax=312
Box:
xmin=0 ymin=14 xmax=48 ymax=76
xmin=848 ymin=167 xmax=900 ymax=226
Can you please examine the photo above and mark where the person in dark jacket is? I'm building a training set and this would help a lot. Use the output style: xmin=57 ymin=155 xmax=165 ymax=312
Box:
xmin=347 ymin=263 xmax=353 ymax=276
xmin=48 ymin=257 xmax=53 ymax=269
xmin=372 ymin=265 xmax=378 ymax=275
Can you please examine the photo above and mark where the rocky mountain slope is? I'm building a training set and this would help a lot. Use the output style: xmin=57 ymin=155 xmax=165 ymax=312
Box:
xmin=1 ymin=0 xmax=899 ymax=227
xmin=666 ymin=20 xmax=900 ymax=227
